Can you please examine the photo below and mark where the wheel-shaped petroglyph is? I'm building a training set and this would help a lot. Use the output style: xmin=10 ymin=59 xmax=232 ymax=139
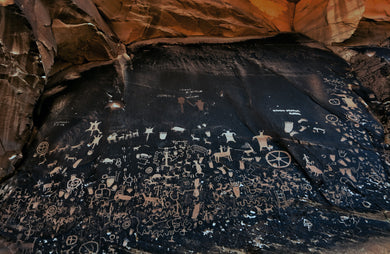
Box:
xmin=67 ymin=176 xmax=82 ymax=190
xmin=66 ymin=235 xmax=78 ymax=246
xmin=122 ymin=220 xmax=131 ymax=229
xmin=346 ymin=113 xmax=359 ymax=122
xmin=266 ymin=150 xmax=291 ymax=168
xmin=36 ymin=141 xmax=49 ymax=156
xmin=79 ymin=241 xmax=99 ymax=254
xmin=326 ymin=114 xmax=338 ymax=123
xmin=145 ymin=167 xmax=153 ymax=174
xmin=47 ymin=205 xmax=57 ymax=216
xmin=328 ymin=98 xmax=340 ymax=105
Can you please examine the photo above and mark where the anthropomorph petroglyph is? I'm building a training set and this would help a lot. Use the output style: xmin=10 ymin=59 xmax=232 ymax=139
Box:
xmin=253 ymin=131 xmax=273 ymax=151
xmin=221 ymin=130 xmax=236 ymax=143
xmin=88 ymin=134 xmax=103 ymax=149
xmin=85 ymin=121 xmax=102 ymax=136
xmin=335 ymin=94 xmax=358 ymax=109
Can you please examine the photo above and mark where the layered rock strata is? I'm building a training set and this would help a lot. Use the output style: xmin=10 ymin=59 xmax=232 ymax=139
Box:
xmin=0 ymin=5 xmax=44 ymax=179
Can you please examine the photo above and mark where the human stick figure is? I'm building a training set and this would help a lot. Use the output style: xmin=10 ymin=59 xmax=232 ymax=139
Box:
xmin=85 ymin=121 xmax=102 ymax=136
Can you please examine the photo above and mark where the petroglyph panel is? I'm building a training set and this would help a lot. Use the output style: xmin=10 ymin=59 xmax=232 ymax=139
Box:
xmin=0 ymin=36 xmax=389 ymax=253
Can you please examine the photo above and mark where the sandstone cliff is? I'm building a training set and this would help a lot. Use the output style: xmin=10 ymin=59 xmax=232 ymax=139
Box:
xmin=0 ymin=1 xmax=389 ymax=253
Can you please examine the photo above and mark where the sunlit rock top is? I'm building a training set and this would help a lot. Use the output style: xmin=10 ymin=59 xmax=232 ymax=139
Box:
xmin=2 ymin=0 xmax=388 ymax=76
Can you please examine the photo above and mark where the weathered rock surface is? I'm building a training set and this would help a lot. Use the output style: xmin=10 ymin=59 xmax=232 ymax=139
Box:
xmin=250 ymin=0 xmax=294 ymax=32
xmin=294 ymin=0 xmax=365 ymax=44
xmin=0 ymin=5 xmax=44 ymax=179
xmin=14 ymin=0 xmax=123 ymax=76
xmin=92 ymin=0 xmax=280 ymax=44
xmin=0 ymin=0 xmax=125 ymax=176
xmin=349 ymin=45 xmax=390 ymax=146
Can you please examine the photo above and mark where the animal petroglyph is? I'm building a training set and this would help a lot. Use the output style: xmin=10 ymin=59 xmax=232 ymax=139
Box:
xmin=313 ymin=127 xmax=326 ymax=134
xmin=213 ymin=146 xmax=232 ymax=163
xmin=107 ymin=133 xmax=118 ymax=144
xmin=191 ymin=134 xmax=200 ymax=141
xmin=141 ymin=193 xmax=161 ymax=206
xmin=189 ymin=145 xmax=209 ymax=155
xmin=49 ymin=166 xmax=62 ymax=176
xmin=242 ymin=143 xmax=256 ymax=156
xmin=71 ymin=141 xmax=84 ymax=150
xmin=303 ymin=154 xmax=323 ymax=176
xmin=65 ymin=154 xmax=77 ymax=162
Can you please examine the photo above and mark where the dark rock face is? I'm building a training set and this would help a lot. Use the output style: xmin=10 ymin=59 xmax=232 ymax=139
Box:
xmin=0 ymin=5 xmax=44 ymax=179
xmin=1 ymin=0 xmax=390 ymax=178
xmin=0 ymin=35 xmax=389 ymax=253
xmin=348 ymin=45 xmax=390 ymax=163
